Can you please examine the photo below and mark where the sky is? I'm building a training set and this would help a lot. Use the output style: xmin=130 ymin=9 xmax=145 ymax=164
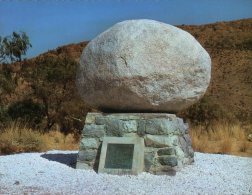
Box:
xmin=0 ymin=0 xmax=252 ymax=58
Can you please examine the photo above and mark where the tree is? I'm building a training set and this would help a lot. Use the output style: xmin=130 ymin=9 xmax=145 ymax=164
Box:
xmin=0 ymin=31 xmax=32 ymax=63
xmin=30 ymin=55 xmax=90 ymax=132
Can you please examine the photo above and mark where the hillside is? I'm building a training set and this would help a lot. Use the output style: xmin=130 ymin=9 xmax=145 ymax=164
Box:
xmin=0 ymin=18 xmax=251 ymax=133
xmin=179 ymin=18 xmax=252 ymax=123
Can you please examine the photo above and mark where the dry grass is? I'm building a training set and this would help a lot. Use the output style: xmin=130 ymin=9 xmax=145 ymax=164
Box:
xmin=0 ymin=122 xmax=79 ymax=155
xmin=1 ymin=121 xmax=251 ymax=157
xmin=190 ymin=121 xmax=252 ymax=157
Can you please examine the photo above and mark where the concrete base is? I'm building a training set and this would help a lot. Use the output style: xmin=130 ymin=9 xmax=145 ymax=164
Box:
xmin=76 ymin=112 xmax=194 ymax=175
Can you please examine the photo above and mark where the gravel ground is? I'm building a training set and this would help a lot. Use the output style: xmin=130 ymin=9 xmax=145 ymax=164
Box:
xmin=0 ymin=150 xmax=252 ymax=195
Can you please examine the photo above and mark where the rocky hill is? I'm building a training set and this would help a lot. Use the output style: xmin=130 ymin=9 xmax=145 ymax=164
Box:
xmin=0 ymin=18 xmax=251 ymax=133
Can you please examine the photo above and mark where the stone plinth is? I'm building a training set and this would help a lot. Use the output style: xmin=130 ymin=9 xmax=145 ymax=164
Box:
xmin=76 ymin=112 xmax=194 ymax=174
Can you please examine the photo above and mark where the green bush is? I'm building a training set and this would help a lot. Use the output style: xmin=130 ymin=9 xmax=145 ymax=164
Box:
xmin=7 ymin=99 xmax=45 ymax=125
xmin=0 ymin=106 xmax=10 ymax=129
xmin=180 ymin=96 xmax=228 ymax=125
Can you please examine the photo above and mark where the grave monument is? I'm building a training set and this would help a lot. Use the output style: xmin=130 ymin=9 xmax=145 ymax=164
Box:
xmin=76 ymin=19 xmax=211 ymax=175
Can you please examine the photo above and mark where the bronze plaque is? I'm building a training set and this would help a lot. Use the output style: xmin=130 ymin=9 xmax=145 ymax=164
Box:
xmin=104 ymin=144 xmax=134 ymax=169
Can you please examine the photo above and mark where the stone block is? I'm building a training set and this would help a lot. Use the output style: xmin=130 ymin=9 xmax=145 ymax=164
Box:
xmin=157 ymin=147 xmax=175 ymax=156
xmin=144 ymin=150 xmax=156 ymax=171
xmin=188 ymin=147 xmax=194 ymax=158
xmin=179 ymin=136 xmax=189 ymax=154
xmin=80 ymin=138 xmax=98 ymax=149
xmin=124 ymin=133 xmax=138 ymax=137
xmin=158 ymin=156 xmax=178 ymax=167
xmin=76 ymin=161 xmax=90 ymax=169
xmin=174 ymin=146 xmax=185 ymax=159
xmin=104 ymin=118 xmax=124 ymax=136
xmin=145 ymin=119 xmax=178 ymax=135
xmin=145 ymin=134 xmax=178 ymax=148
xmin=184 ymin=134 xmax=192 ymax=145
xmin=85 ymin=112 xmax=99 ymax=124
xmin=97 ymin=117 xmax=138 ymax=136
xmin=137 ymin=120 xmax=146 ymax=136
xmin=83 ymin=124 xmax=105 ymax=138
xmin=78 ymin=150 xmax=97 ymax=161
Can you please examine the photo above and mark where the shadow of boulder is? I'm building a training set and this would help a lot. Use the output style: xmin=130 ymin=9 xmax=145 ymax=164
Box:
xmin=41 ymin=153 xmax=77 ymax=168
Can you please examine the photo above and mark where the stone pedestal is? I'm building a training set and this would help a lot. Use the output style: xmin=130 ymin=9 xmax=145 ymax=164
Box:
xmin=76 ymin=112 xmax=194 ymax=174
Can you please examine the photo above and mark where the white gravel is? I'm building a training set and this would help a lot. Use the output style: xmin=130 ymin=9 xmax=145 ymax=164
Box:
xmin=0 ymin=150 xmax=251 ymax=195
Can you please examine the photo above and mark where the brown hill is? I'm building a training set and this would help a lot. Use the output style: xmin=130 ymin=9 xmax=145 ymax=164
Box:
xmin=178 ymin=18 xmax=252 ymax=123
xmin=0 ymin=18 xmax=251 ymax=133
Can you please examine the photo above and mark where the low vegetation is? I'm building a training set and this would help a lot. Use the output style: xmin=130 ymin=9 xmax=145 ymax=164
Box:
xmin=190 ymin=121 xmax=252 ymax=157
xmin=0 ymin=122 xmax=79 ymax=155
xmin=0 ymin=120 xmax=251 ymax=157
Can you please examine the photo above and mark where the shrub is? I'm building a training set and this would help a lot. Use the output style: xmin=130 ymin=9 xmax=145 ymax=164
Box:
xmin=0 ymin=106 xmax=10 ymax=129
xmin=0 ymin=122 xmax=45 ymax=154
xmin=180 ymin=96 xmax=228 ymax=125
xmin=0 ymin=121 xmax=79 ymax=154
xmin=190 ymin=121 xmax=251 ymax=156
xmin=7 ymin=99 xmax=45 ymax=125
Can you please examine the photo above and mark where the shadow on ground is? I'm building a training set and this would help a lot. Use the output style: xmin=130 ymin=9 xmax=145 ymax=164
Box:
xmin=41 ymin=153 xmax=77 ymax=168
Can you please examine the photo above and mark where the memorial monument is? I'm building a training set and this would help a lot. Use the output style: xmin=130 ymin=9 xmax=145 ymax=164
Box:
xmin=76 ymin=19 xmax=211 ymax=175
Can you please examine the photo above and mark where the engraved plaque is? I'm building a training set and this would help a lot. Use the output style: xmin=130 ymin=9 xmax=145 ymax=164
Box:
xmin=98 ymin=137 xmax=144 ymax=175
xmin=104 ymin=144 xmax=134 ymax=169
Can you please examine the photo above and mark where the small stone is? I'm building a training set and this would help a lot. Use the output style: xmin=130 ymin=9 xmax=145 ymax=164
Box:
xmin=158 ymin=156 xmax=178 ymax=167
xmin=157 ymin=147 xmax=175 ymax=156
xmin=78 ymin=150 xmax=97 ymax=161
xmin=80 ymin=138 xmax=98 ymax=149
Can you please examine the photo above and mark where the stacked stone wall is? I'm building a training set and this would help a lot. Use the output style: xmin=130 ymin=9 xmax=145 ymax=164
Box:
xmin=76 ymin=112 xmax=194 ymax=174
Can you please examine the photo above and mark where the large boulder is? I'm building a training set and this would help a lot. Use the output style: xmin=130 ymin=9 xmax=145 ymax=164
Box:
xmin=76 ymin=19 xmax=211 ymax=112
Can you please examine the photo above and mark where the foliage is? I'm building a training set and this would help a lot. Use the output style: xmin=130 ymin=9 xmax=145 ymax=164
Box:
xmin=7 ymin=99 xmax=45 ymax=125
xmin=180 ymin=96 xmax=228 ymax=125
xmin=190 ymin=121 xmax=250 ymax=156
xmin=0 ymin=122 xmax=78 ymax=155
xmin=0 ymin=106 xmax=10 ymax=128
xmin=0 ymin=72 xmax=15 ymax=94
xmin=28 ymin=55 xmax=90 ymax=132
xmin=0 ymin=31 xmax=32 ymax=63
